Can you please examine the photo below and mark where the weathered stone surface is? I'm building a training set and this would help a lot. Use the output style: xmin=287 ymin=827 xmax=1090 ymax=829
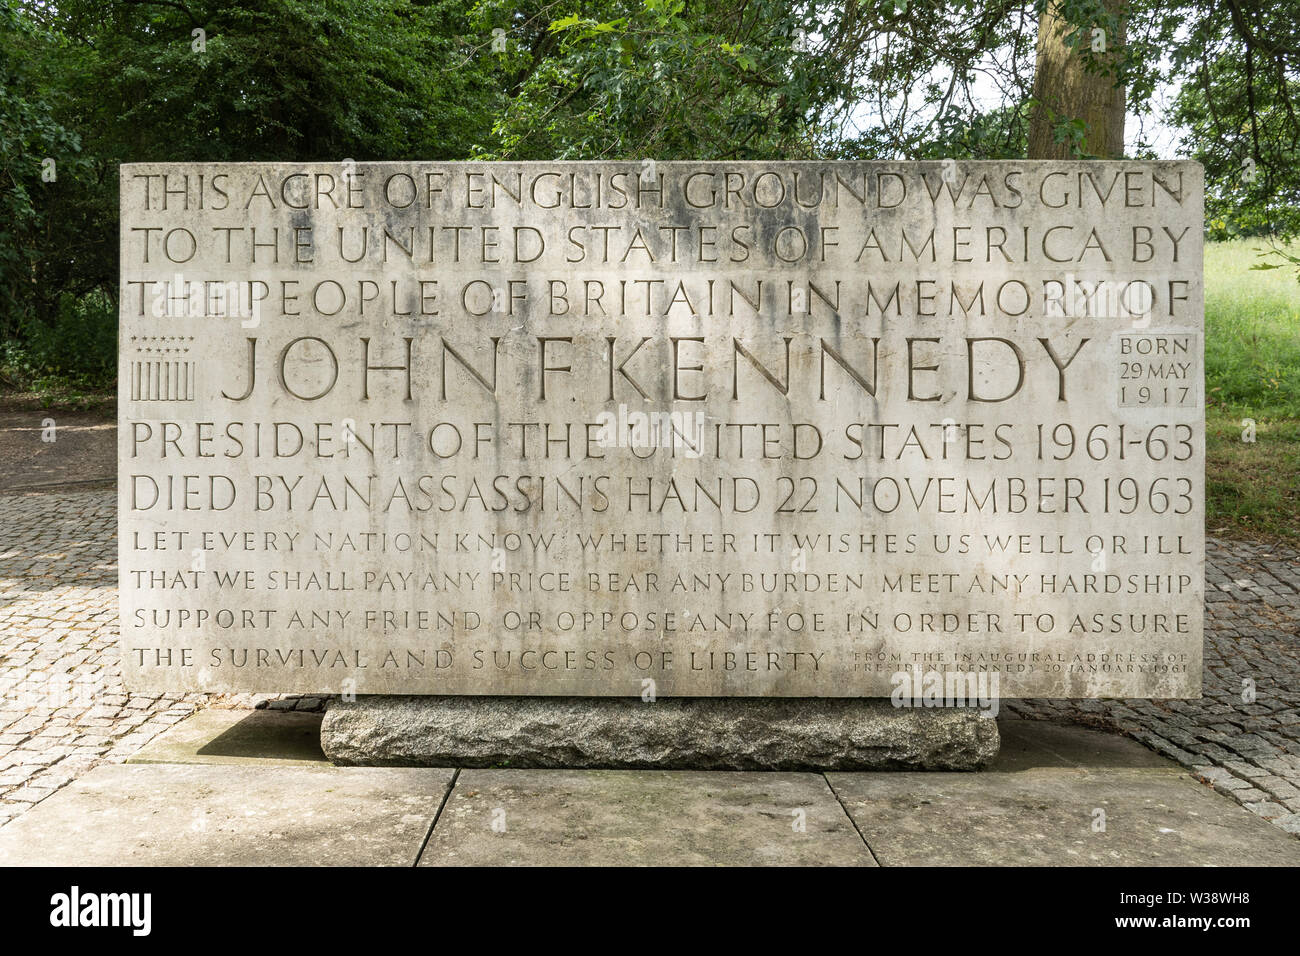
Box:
xmin=420 ymin=768 xmax=875 ymax=866
xmin=0 ymin=763 xmax=452 ymax=866
xmin=829 ymin=719 xmax=1300 ymax=865
xmin=322 ymin=695 xmax=999 ymax=770
xmin=119 ymin=160 xmax=1204 ymax=699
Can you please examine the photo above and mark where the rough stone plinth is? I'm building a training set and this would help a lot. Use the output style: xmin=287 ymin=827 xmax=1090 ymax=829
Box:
xmin=321 ymin=696 xmax=999 ymax=770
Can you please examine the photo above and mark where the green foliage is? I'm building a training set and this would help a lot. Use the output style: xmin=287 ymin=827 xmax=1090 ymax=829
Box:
xmin=1162 ymin=1 xmax=1300 ymax=248
xmin=1 ymin=0 xmax=505 ymax=357
xmin=1174 ymin=54 xmax=1300 ymax=242
xmin=57 ymin=0 xmax=499 ymax=163
xmin=0 ymin=2 xmax=93 ymax=338
xmin=474 ymin=0 xmax=847 ymax=160
xmin=916 ymin=103 xmax=1035 ymax=160
xmin=0 ymin=290 xmax=117 ymax=393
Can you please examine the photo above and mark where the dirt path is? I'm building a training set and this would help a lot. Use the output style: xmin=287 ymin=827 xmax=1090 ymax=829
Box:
xmin=0 ymin=400 xmax=115 ymax=492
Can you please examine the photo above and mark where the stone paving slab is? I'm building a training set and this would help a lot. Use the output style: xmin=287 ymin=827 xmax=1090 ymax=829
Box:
xmin=125 ymin=709 xmax=326 ymax=766
xmin=829 ymin=718 xmax=1300 ymax=866
xmin=828 ymin=768 xmax=1300 ymax=866
xmin=0 ymin=763 xmax=452 ymax=866
xmin=421 ymin=769 xmax=875 ymax=867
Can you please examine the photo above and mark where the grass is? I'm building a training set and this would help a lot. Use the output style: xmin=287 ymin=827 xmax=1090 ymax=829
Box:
xmin=1204 ymin=239 xmax=1300 ymax=541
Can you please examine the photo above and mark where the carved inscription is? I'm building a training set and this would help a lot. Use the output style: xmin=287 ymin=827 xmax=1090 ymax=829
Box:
xmin=119 ymin=161 xmax=1204 ymax=697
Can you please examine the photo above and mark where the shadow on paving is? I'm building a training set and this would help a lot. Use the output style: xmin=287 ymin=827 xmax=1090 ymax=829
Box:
xmin=0 ymin=709 xmax=1296 ymax=867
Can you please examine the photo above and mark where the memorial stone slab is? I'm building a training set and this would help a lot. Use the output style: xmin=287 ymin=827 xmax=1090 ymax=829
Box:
xmin=119 ymin=160 xmax=1203 ymax=704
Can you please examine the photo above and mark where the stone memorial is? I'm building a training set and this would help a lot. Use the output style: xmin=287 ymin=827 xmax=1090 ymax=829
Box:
xmin=119 ymin=160 xmax=1203 ymax=768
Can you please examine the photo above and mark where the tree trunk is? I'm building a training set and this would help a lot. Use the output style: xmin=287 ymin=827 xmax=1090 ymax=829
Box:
xmin=1028 ymin=0 xmax=1127 ymax=159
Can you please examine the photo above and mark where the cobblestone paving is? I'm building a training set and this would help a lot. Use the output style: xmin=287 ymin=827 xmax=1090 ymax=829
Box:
xmin=2 ymin=489 xmax=1298 ymax=837
xmin=1012 ymin=537 xmax=1300 ymax=837
xmin=0 ymin=490 xmax=324 ymax=828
